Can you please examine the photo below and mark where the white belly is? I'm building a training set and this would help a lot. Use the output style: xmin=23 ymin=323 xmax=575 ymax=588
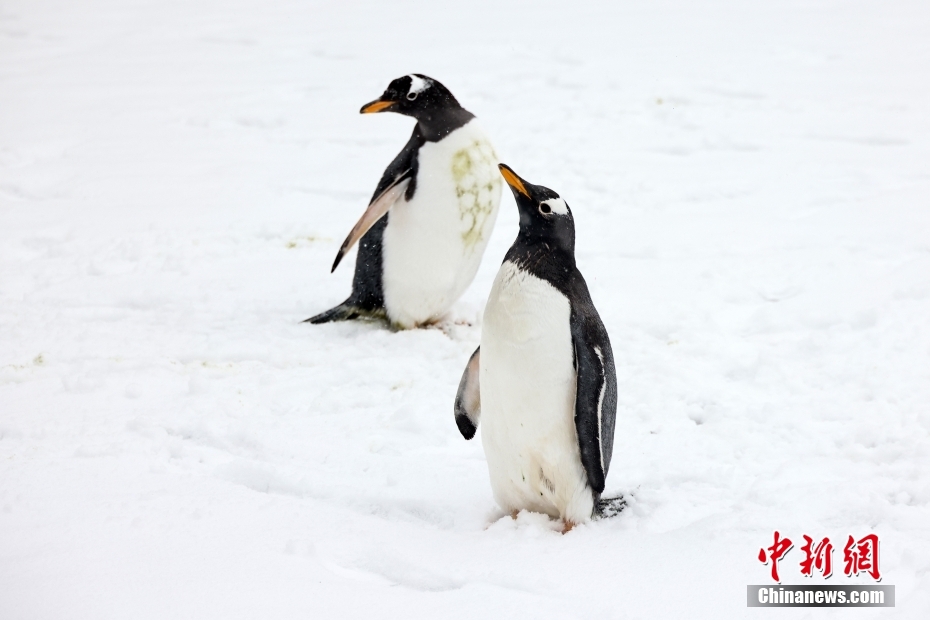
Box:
xmin=479 ymin=261 xmax=594 ymax=523
xmin=381 ymin=120 xmax=502 ymax=328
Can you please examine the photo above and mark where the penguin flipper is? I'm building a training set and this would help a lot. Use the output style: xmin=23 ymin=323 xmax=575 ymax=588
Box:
xmin=571 ymin=316 xmax=618 ymax=495
xmin=331 ymin=174 xmax=411 ymax=272
xmin=454 ymin=346 xmax=481 ymax=439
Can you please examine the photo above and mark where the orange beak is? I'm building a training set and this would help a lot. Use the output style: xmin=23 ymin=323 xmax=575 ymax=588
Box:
xmin=498 ymin=164 xmax=530 ymax=198
xmin=360 ymin=100 xmax=396 ymax=114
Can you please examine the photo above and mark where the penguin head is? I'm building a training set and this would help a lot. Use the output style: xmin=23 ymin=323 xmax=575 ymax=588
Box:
xmin=499 ymin=163 xmax=575 ymax=253
xmin=360 ymin=74 xmax=462 ymax=119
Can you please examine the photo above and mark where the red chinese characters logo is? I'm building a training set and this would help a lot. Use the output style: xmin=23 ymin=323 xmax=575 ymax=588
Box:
xmin=844 ymin=534 xmax=881 ymax=581
xmin=758 ymin=531 xmax=793 ymax=582
xmin=758 ymin=532 xmax=881 ymax=582
xmin=800 ymin=535 xmax=833 ymax=578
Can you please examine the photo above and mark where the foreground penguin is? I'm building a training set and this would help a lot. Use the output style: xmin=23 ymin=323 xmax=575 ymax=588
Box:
xmin=454 ymin=164 xmax=618 ymax=532
xmin=306 ymin=74 xmax=502 ymax=328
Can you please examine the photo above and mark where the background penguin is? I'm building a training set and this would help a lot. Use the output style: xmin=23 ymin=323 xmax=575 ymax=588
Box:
xmin=454 ymin=164 xmax=618 ymax=532
xmin=306 ymin=74 xmax=502 ymax=329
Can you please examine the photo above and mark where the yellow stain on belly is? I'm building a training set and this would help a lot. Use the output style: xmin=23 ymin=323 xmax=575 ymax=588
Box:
xmin=451 ymin=139 xmax=500 ymax=250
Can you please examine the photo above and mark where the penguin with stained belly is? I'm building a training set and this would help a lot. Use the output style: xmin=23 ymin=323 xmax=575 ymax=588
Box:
xmin=306 ymin=74 xmax=502 ymax=329
xmin=454 ymin=164 xmax=619 ymax=533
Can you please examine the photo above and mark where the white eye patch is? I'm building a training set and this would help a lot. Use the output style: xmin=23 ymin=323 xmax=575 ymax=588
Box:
xmin=540 ymin=197 xmax=568 ymax=215
xmin=408 ymin=74 xmax=431 ymax=95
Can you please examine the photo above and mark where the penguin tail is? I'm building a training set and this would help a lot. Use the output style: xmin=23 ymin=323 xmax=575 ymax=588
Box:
xmin=594 ymin=495 xmax=627 ymax=520
xmin=303 ymin=300 xmax=385 ymax=325
xmin=303 ymin=301 xmax=362 ymax=324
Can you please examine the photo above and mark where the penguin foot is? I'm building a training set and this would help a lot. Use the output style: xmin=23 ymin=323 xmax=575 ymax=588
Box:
xmin=428 ymin=316 xmax=476 ymax=339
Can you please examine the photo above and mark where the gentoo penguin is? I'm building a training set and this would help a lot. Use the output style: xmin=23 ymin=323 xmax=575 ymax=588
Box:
xmin=306 ymin=74 xmax=502 ymax=329
xmin=454 ymin=164 xmax=618 ymax=532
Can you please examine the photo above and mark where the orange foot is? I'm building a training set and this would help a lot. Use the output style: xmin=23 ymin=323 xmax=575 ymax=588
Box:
xmin=511 ymin=510 xmax=519 ymax=520
xmin=561 ymin=520 xmax=576 ymax=534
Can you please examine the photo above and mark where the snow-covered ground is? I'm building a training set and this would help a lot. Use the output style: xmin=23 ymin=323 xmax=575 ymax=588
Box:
xmin=2 ymin=0 xmax=929 ymax=617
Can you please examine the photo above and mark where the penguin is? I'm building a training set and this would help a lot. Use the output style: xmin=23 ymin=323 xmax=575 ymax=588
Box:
xmin=454 ymin=164 xmax=618 ymax=532
xmin=306 ymin=74 xmax=502 ymax=329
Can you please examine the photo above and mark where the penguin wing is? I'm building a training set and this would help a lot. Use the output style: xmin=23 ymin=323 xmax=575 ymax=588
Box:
xmin=331 ymin=172 xmax=411 ymax=272
xmin=571 ymin=315 xmax=618 ymax=495
xmin=454 ymin=347 xmax=481 ymax=440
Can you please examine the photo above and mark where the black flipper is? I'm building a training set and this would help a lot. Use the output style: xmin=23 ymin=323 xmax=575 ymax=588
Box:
xmin=454 ymin=347 xmax=481 ymax=439
xmin=330 ymin=174 xmax=411 ymax=273
xmin=571 ymin=309 xmax=618 ymax=496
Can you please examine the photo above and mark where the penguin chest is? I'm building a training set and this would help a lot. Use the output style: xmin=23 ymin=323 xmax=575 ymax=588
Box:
xmin=479 ymin=262 xmax=591 ymax=521
xmin=381 ymin=120 xmax=501 ymax=327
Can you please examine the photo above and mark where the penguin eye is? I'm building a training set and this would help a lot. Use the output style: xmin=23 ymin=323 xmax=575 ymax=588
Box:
xmin=539 ymin=203 xmax=552 ymax=215
xmin=406 ymin=91 xmax=418 ymax=101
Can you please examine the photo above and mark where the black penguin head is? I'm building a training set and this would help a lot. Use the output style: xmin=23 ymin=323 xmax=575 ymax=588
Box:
xmin=499 ymin=163 xmax=575 ymax=253
xmin=360 ymin=74 xmax=462 ymax=120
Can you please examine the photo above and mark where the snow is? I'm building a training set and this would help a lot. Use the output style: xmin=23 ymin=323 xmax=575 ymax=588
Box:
xmin=1 ymin=0 xmax=929 ymax=618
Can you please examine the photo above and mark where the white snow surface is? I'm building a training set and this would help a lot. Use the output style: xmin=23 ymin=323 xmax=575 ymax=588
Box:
xmin=2 ymin=0 xmax=929 ymax=618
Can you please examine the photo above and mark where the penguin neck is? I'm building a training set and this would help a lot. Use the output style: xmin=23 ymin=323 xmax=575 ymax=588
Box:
xmin=413 ymin=107 xmax=475 ymax=142
xmin=515 ymin=218 xmax=576 ymax=257
xmin=506 ymin=234 xmax=577 ymax=288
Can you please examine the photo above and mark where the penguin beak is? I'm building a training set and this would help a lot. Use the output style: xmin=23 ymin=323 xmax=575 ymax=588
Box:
xmin=498 ymin=163 xmax=531 ymax=198
xmin=360 ymin=99 xmax=396 ymax=114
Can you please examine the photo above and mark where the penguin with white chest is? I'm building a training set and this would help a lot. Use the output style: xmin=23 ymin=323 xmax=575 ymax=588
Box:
xmin=306 ymin=75 xmax=502 ymax=329
xmin=454 ymin=164 xmax=618 ymax=532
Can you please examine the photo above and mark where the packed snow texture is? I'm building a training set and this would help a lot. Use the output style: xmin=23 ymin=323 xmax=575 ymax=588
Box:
xmin=2 ymin=0 xmax=929 ymax=618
